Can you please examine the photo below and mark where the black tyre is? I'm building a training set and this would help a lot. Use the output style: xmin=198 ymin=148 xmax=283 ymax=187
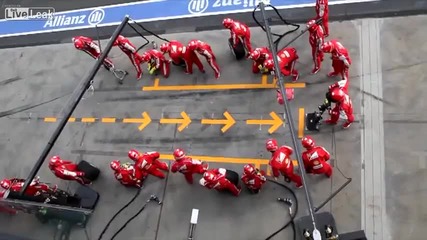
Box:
xmin=225 ymin=169 xmax=239 ymax=186
xmin=77 ymin=160 xmax=100 ymax=181
xmin=228 ymin=38 xmax=246 ymax=60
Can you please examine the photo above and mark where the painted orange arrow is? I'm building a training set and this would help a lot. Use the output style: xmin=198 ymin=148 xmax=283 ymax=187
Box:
xmin=201 ymin=111 xmax=236 ymax=133
xmin=160 ymin=111 xmax=191 ymax=132
xmin=122 ymin=112 xmax=152 ymax=131
xmin=246 ymin=112 xmax=284 ymax=134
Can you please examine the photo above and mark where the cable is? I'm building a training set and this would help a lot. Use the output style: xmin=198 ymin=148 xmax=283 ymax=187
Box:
xmin=252 ymin=4 xmax=300 ymax=51
xmin=97 ymin=188 xmax=142 ymax=240
xmin=110 ymin=195 xmax=162 ymax=240
xmin=264 ymin=179 xmax=298 ymax=240
xmin=129 ymin=18 xmax=170 ymax=43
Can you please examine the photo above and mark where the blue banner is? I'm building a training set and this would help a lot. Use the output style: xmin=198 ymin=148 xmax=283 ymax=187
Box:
xmin=0 ymin=0 xmax=374 ymax=38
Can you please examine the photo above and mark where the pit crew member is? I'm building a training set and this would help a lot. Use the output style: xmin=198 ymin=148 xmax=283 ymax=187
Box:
xmin=301 ymin=136 xmax=332 ymax=177
xmin=171 ymin=148 xmax=208 ymax=184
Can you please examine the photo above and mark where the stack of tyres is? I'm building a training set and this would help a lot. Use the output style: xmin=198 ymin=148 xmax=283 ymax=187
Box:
xmin=228 ymin=38 xmax=246 ymax=60
xmin=77 ymin=160 xmax=100 ymax=181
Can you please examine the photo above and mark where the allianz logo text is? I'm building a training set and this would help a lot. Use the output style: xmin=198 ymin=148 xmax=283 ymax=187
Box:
xmin=188 ymin=0 xmax=271 ymax=14
xmin=43 ymin=8 xmax=105 ymax=28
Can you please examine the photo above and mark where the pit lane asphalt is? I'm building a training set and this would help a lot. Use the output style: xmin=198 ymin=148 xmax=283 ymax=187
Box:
xmin=0 ymin=0 xmax=426 ymax=48
xmin=0 ymin=23 xmax=362 ymax=240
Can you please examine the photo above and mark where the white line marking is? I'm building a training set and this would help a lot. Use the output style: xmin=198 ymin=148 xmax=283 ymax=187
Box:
xmin=190 ymin=208 xmax=199 ymax=224
xmin=0 ymin=0 xmax=379 ymax=38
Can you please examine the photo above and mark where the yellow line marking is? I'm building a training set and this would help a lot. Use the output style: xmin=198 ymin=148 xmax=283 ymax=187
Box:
xmin=266 ymin=167 xmax=271 ymax=176
xmin=81 ymin=118 xmax=96 ymax=123
xmin=122 ymin=112 xmax=152 ymax=131
xmin=142 ymin=76 xmax=305 ymax=91
xmin=298 ymin=108 xmax=305 ymax=138
xmin=160 ymin=111 xmax=191 ymax=132
xmin=200 ymin=111 xmax=236 ymax=133
xmin=254 ymin=163 xmax=261 ymax=169
xmin=246 ymin=112 xmax=284 ymax=134
xmin=102 ymin=118 xmax=116 ymax=123
xmin=68 ymin=118 xmax=76 ymax=122
xmin=44 ymin=117 xmax=57 ymax=122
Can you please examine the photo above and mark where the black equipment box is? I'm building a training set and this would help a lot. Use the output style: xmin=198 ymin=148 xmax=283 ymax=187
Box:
xmin=306 ymin=112 xmax=322 ymax=131
xmin=77 ymin=160 xmax=100 ymax=181
xmin=294 ymin=212 xmax=338 ymax=240
xmin=228 ymin=38 xmax=246 ymax=60
xmin=75 ymin=185 xmax=99 ymax=210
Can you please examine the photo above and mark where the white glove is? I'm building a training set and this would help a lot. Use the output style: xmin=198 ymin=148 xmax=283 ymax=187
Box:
xmin=199 ymin=178 xmax=206 ymax=186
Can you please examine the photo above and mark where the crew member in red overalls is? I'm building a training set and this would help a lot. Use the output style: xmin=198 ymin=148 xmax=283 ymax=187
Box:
xmin=188 ymin=40 xmax=220 ymax=79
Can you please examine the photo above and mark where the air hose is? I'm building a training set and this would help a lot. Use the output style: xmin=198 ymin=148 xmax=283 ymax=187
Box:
xmin=97 ymin=188 xmax=142 ymax=240
xmin=252 ymin=4 xmax=300 ymax=51
xmin=265 ymin=179 xmax=298 ymax=240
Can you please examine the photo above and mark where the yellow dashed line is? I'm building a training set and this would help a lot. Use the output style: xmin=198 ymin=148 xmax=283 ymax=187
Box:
xmin=81 ymin=118 xmax=96 ymax=123
xmin=101 ymin=118 xmax=116 ymax=123
xmin=44 ymin=117 xmax=57 ymax=122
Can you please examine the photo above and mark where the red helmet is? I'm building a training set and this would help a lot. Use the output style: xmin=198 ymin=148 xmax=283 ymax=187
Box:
xmin=188 ymin=40 xmax=198 ymax=51
xmin=173 ymin=148 xmax=186 ymax=160
xmin=243 ymin=164 xmax=256 ymax=175
xmin=160 ymin=43 xmax=170 ymax=53
xmin=264 ymin=59 xmax=274 ymax=70
xmin=301 ymin=136 xmax=315 ymax=149
xmin=110 ymin=160 xmax=121 ymax=171
xmin=49 ymin=155 xmax=61 ymax=164
xmin=141 ymin=52 xmax=151 ymax=62
xmin=306 ymin=19 xmax=318 ymax=32
xmin=203 ymin=171 xmax=215 ymax=181
xmin=114 ymin=35 xmax=125 ymax=44
xmin=266 ymin=138 xmax=279 ymax=152
xmin=329 ymin=87 xmax=346 ymax=102
xmin=0 ymin=179 xmax=11 ymax=190
xmin=128 ymin=149 xmax=140 ymax=161
xmin=320 ymin=41 xmax=334 ymax=53
xmin=249 ymin=50 xmax=261 ymax=60
xmin=222 ymin=18 xmax=234 ymax=28
xmin=73 ymin=38 xmax=85 ymax=49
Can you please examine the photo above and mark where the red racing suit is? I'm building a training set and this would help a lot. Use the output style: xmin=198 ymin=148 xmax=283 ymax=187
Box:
xmin=309 ymin=23 xmax=325 ymax=73
xmin=3 ymin=178 xmax=53 ymax=196
xmin=266 ymin=47 xmax=299 ymax=81
xmin=316 ymin=0 xmax=329 ymax=36
xmin=230 ymin=21 xmax=253 ymax=54
xmin=241 ymin=169 xmax=267 ymax=193
xmin=326 ymin=92 xmax=355 ymax=128
xmin=72 ymin=36 xmax=115 ymax=71
xmin=113 ymin=163 xmax=147 ymax=188
xmin=188 ymin=40 xmax=220 ymax=78
xmin=114 ymin=35 xmax=143 ymax=79
xmin=145 ymin=49 xmax=171 ymax=78
xmin=302 ymin=146 xmax=332 ymax=177
xmin=168 ymin=40 xmax=205 ymax=75
xmin=199 ymin=168 xmax=241 ymax=196
xmin=171 ymin=157 xmax=207 ymax=184
xmin=134 ymin=151 xmax=169 ymax=179
xmin=328 ymin=40 xmax=351 ymax=80
xmin=48 ymin=159 xmax=90 ymax=185
xmin=269 ymin=146 xmax=303 ymax=188
xmin=329 ymin=78 xmax=349 ymax=94
xmin=251 ymin=47 xmax=272 ymax=74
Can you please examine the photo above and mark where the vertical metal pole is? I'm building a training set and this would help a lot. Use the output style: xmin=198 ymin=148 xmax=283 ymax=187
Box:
xmin=258 ymin=2 xmax=319 ymax=232
xmin=20 ymin=16 xmax=130 ymax=195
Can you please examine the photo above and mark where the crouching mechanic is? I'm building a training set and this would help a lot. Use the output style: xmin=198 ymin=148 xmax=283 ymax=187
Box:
xmin=263 ymin=47 xmax=299 ymax=81
xmin=72 ymin=36 xmax=115 ymax=72
xmin=113 ymin=35 xmax=143 ymax=80
xmin=160 ymin=40 xmax=205 ymax=75
xmin=110 ymin=160 xmax=147 ymax=188
xmin=266 ymin=139 xmax=303 ymax=188
xmin=171 ymin=148 xmax=208 ymax=184
xmin=223 ymin=18 xmax=253 ymax=55
xmin=188 ymin=40 xmax=220 ymax=79
xmin=49 ymin=156 xmax=91 ymax=185
xmin=0 ymin=177 xmax=56 ymax=196
xmin=325 ymin=87 xmax=354 ymax=129
xmin=301 ymin=136 xmax=332 ymax=178
xmin=199 ymin=168 xmax=241 ymax=197
xmin=241 ymin=164 xmax=267 ymax=194
xmin=128 ymin=149 xmax=169 ymax=179
xmin=248 ymin=47 xmax=272 ymax=74
xmin=141 ymin=50 xmax=171 ymax=78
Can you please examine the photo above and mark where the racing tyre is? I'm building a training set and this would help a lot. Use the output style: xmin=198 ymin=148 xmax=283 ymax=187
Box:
xmin=77 ymin=160 xmax=100 ymax=181
xmin=228 ymin=38 xmax=246 ymax=60
xmin=306 ymin=112 xmax=322 ymax=131
xmin=225 ymin=169 xmax=239 ymax=186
